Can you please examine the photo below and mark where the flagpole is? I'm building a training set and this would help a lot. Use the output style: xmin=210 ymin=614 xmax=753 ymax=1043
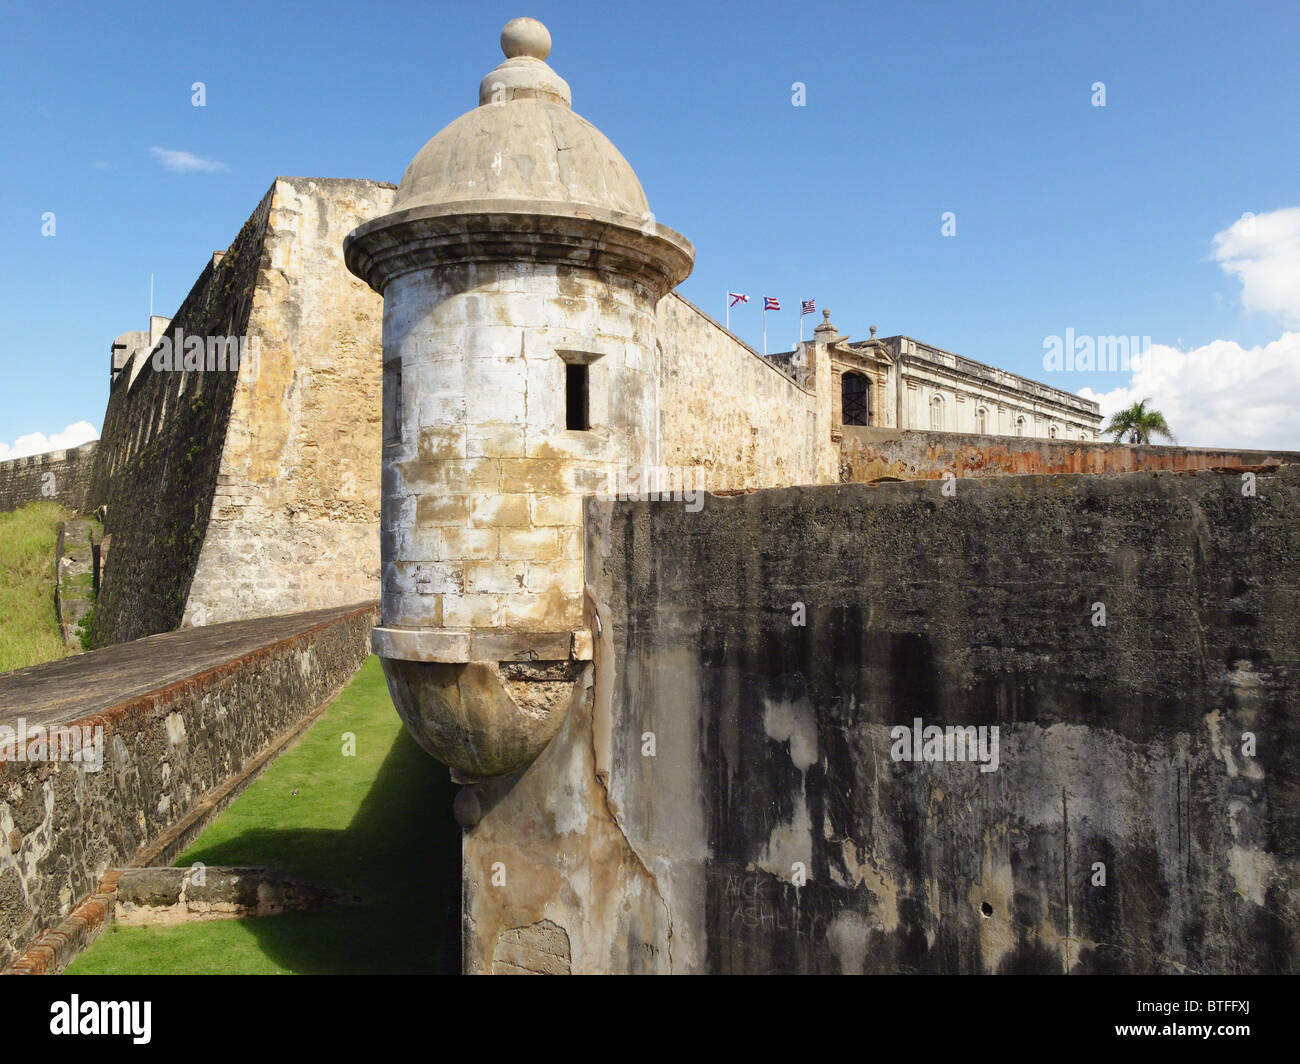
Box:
xmin=763 ymin=303 xmax=767 ymax=356
xmin=725 ymin=291 xmax=729 ymax=332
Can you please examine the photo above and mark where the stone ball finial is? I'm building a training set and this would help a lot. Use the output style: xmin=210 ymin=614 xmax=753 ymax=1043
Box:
xmin=822 ymin=309 xmax=831 ymax=322
xmin=501 ymin=17 xmax=551 ymax=60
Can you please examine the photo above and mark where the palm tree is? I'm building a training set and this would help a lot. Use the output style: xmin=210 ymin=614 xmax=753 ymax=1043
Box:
xmin=1102 ymin=398 xmax=1175 ymax=444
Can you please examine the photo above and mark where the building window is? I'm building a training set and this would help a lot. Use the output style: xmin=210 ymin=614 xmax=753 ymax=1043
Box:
xmin=1015 ymin=415 xmax=1025 ymax=437
xmin=929 ymin=395 xmax=944 ymax=431
xmin=841 ymin=372 xmax=869 ymax=426
xmin=976 ymin=407 xmax=988 ymax=434
xmin=566 ymin=362 xmax=589 ymax=430
xmin=1049 ymin=424 xmax=1058 ymax=439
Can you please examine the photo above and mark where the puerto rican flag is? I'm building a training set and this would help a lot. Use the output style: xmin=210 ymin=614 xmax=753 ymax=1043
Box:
xmin=728 ymin=292 xmax=749 ymax=307
xmin=763 ymin=296 xmax=781 ymax=311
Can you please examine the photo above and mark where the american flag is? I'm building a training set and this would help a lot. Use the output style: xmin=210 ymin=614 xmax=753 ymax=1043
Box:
xmin=763 ymin=296 xmax=781 ymax=311
xmin=801 ymin=300 xmax=816 ymax=315
xmin=728 ymin=292 xmax=749 ymax=307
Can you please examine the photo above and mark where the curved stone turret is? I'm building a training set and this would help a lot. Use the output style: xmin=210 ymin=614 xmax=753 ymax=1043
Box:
xmin=345 ymin=18 xmax=694 ymax=779
xmin=345 ymin=16 xmax=691 ymax=296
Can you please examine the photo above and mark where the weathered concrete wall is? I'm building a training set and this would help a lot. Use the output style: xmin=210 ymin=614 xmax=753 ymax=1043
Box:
xmin=86 ymin=178 xmax=392 ymax=645
xmin=656 ymin=294 xmax=824 ymax=489
xmin=0 ymin=603 xmax=376 ymax=969
xmin=463 ymin=466 xmax=1299 ymax=973
xmin=186 ymin=178 xmax=394 ymax=628
xmin=0 ymin=443 xmax=97 ymax=515
xmin=841 ymin=426 xmax=1300 ymax=483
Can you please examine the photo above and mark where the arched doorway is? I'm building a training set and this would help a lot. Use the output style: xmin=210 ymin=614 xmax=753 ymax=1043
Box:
xmin=842 ymin=372 xmax=870 ymax=426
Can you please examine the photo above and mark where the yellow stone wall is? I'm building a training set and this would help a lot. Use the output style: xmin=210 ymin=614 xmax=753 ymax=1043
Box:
xmin=185 ymin=178 xmax=395 ymax=625
xmin=655 ymin=294 xmax=822 ymax=491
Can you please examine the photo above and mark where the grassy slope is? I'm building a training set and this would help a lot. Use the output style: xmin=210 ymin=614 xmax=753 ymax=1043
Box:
xmin=67 ymin=656 xmax=461 ymax=974
xmin=0 ymin=500 xmax=75 ymax=673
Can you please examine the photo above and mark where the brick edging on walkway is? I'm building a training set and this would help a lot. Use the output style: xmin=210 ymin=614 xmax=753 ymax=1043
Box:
xmin=3 ymin=871 xmax=122 ymax=975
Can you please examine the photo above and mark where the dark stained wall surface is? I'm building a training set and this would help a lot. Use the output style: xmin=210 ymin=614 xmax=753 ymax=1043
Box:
xmin=587 ymin=466 xmax=1299 ymax=973
xmin=84 ymin=191 xmax=271 ymax=646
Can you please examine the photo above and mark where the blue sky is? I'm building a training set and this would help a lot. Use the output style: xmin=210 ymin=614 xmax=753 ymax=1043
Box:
xmin=3 ymin=0 xmax=1298 ymax=453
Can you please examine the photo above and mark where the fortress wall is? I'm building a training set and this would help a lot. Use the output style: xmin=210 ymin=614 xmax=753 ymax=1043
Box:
xmin=0 ymin=442 xmax=98 ymax=514
xmin=84 ymin=178 xmax=393 ymax=645
xmin=0 ymin=604 xmax=376 ymax=970
xmin=840 ymin=426 xmax=1300 ymax=482
xmin=84 ymin=190 xmax=272 ymax=644
xmin=656 ymin=294 xmax=824 ymax=490
xmin=185 ymin=178 xmax=394 ymax=628
xmin=462 ymin=467 xmax=1300 ymax=973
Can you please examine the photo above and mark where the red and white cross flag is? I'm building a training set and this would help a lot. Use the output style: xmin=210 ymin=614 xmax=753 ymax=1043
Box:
xmin=726 ymin=291 xmax=748 ymax=330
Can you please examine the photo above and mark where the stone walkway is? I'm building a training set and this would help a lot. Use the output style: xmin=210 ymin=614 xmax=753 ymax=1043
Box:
xmin=0 ymin=603 xmax=375 ymax=728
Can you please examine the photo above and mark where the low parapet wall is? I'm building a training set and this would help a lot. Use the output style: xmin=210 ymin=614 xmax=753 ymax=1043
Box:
xmin=839 ymin=427 xmax=1300 ymax=482
xmin=0 ymin=442 xmax=98 ymax=514
xmin=0 ymin=602 xmax=377 ymax=970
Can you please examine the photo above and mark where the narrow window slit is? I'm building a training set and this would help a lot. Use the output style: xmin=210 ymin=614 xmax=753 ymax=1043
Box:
xmin=566 ymin=362 xmax=589 ymax=430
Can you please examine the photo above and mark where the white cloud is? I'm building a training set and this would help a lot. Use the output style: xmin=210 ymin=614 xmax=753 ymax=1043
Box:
xmin=149 ymin=146 xmax=229 ymax=174
xmin=1212 ymin=207 xmax=1300 ymax=326
xmin=1080 ymin=208 xmax=1300 ymax=451
xmin=0 ymin=421 xmax=99 ymax=461
xmin=1080 ymin=333 xmax=1300 ymax=449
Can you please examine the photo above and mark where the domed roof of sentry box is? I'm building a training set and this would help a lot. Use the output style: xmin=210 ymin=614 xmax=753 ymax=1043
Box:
xmin=345 ymin=18 xmax=693 ymax=297
xmin=391 ymin=17 xmax=651 ymax=220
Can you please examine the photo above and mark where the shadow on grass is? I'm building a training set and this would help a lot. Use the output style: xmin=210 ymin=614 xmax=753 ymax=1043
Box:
xmin=180 ymin=719 xmax=461 ymax=974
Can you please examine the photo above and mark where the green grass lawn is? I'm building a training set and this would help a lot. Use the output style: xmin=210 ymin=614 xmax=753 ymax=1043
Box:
xmin=0 ymin=500 xmax=75 ymax=673
xmin=67 ymin=655 xmax=461 ymax=974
